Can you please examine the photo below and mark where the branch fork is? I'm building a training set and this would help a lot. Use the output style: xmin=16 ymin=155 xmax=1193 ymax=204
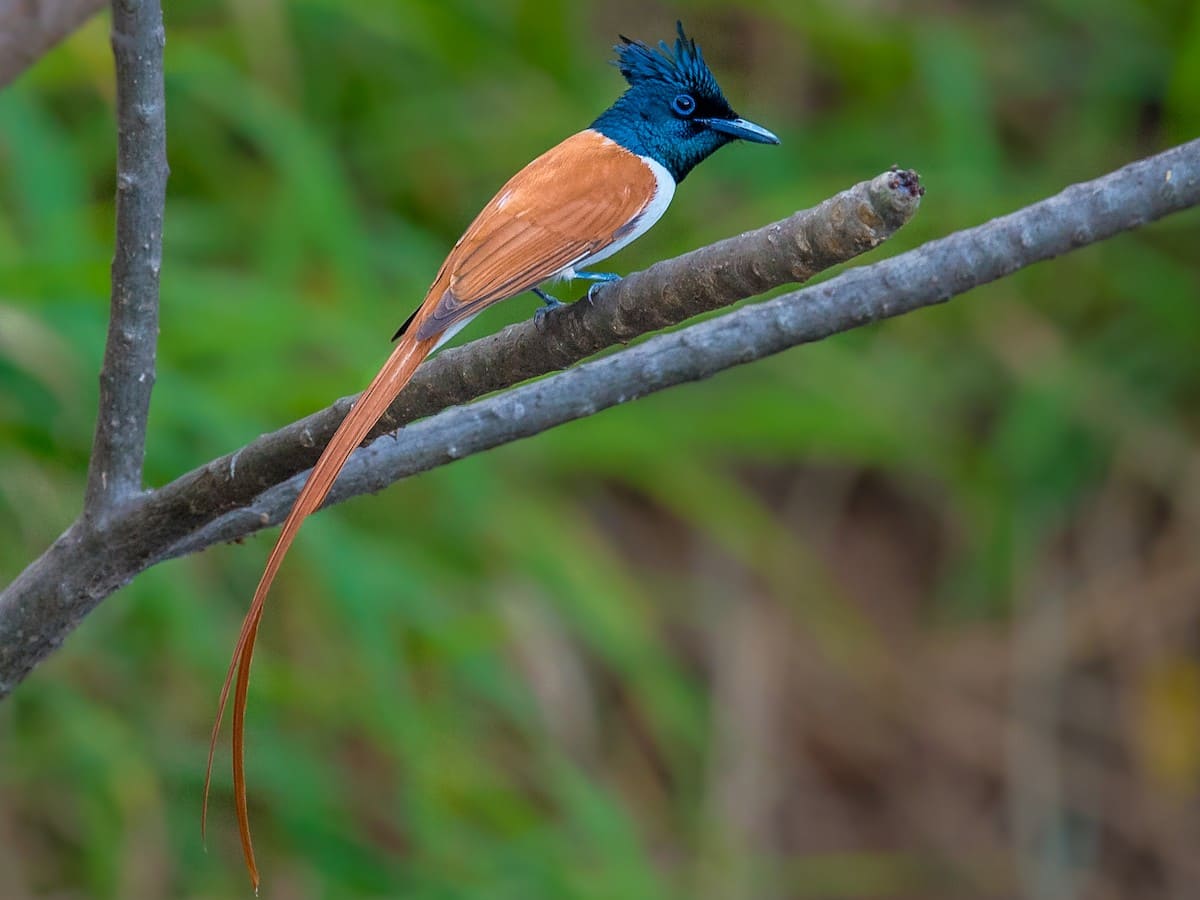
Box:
xmin=3 ymin=86 xmax=1200 ymax=697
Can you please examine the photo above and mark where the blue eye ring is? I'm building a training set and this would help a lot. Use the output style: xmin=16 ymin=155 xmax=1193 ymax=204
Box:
xmin=672 ymin=93 xmax=697 ymax=116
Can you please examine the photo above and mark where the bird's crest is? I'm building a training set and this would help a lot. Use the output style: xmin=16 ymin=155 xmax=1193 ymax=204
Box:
xmin=614 ymin=21 xmax=724 ymax=102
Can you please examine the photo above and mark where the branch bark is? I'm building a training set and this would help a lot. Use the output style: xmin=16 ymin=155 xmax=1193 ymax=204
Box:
xmin=91 ymin=167 xmax=926 ymax=553
xmin=180 ymin=138 xmax=1200 ymax=554
xmin=83 ymin=0 xmax=167 ymax=516
xmin=2 ymin=138 xmax=1198 ymax=698
xmin=0 ymin=169 xmax=920 ymax=696
xmin=0 ymin=0 xmax=106 ymax=89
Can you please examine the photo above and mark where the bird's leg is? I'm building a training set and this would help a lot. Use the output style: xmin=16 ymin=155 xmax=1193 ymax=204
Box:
xmin=532 ymin=287 xmax=564 ymax=325
xmin=575 ymin=270 xmax=621 ymax=283
xmin=575 ymin=270 xmax=622 ymax=303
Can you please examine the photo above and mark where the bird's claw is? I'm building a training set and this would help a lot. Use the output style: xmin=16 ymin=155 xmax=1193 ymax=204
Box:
xmin=578 ymin=271 xmax=622 ymax=305
xmin=534 ymin=298 xmax=564 ymax=328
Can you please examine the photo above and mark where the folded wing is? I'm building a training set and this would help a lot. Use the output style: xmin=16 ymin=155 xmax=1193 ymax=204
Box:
xmin=411 ymin=129 xmax=659 ymax=339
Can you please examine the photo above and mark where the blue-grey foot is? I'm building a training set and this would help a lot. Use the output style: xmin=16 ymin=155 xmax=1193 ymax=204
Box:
xmin=533 ymin=287 xmax=564 ymax=325
xmin=575 ymin=270 xmax=621 ymax=283
xmin=576 ymin=271 xmax=622 ymax=303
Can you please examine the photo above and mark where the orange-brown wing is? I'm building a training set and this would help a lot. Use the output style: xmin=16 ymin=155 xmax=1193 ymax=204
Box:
xmin=413 ymin=129 xmax=657 ymax=340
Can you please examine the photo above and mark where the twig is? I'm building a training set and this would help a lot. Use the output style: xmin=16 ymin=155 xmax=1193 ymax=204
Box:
xmin=0 ymin=0 xmax=106 ymax=89
xmin=83 ymin=0 xmax=167 ymax=516
xmin=2 ymin=139 xmax=1198 ymax=697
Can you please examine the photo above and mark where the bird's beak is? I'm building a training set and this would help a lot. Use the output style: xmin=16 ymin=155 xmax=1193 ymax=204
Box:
xmin=701 ymin=116 xmax=780 ymax=145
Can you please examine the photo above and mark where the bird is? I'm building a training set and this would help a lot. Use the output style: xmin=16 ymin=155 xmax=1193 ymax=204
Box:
xmin=204 ymin=21 xmax=779 ymax=889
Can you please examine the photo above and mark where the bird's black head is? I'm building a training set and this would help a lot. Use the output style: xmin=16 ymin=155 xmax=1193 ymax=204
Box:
xmin=591 ymin=22 xmax=779 ymax=183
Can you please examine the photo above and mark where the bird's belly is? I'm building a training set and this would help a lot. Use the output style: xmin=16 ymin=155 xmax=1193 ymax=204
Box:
xmin=430 ymin=311 xmax=480 ymax=351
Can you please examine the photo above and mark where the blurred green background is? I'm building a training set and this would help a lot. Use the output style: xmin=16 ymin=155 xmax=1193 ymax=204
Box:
xmin=2 ymin=0 xmax=1199 ymax=897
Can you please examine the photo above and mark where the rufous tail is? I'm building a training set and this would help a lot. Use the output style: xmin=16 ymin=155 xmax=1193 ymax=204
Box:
xmin=202 ymin=331 xmax=437 ymax=890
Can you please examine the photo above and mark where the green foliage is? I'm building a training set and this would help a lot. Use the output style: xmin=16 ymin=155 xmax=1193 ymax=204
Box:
xmin=2 ymin=1 xmax=1198 ymax=897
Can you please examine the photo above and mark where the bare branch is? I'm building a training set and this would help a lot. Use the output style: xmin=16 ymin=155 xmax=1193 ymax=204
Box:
xmin=0 ymin=169 xmax=919 ymax=696
xmin=0 ymin=0 xmax=105 ymax=89
xmin=179 ymin=138 xmax=1200 ymax=555
xmin=2 ymin=138 xmax=1197 ymax=697
xmin=83 ymin=0 xmax=167 ymax=516
xmin=100 ymin=167 xmax=925 ymax=543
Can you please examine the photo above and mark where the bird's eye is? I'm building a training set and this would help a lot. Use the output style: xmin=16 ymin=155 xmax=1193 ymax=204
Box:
xmin=672 ymin=93 xmax=697 ymax=116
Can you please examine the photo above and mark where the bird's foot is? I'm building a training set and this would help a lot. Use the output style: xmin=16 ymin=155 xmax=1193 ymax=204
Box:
xmin=576 ymin=271 xmax=621 ymax=304
xmin=533 ymin=287 xmax=564 ymax=327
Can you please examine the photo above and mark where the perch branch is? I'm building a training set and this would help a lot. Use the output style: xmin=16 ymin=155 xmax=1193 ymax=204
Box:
xmin=145 ymin=167 xmax=925 ymax=537
xmin=3 ymin=138 xmax=1199 ymax=696
xmin=83 ymin=0 xmax=167 ymax=516
xmin=176 ymin=138 xmax=1200 ymax=553
xmin=0 ymin=169 xmax=920 ymax=696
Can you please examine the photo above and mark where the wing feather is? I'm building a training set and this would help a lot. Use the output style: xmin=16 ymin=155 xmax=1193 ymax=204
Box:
xmin=413 ymin=130 xmax=657 ymax=340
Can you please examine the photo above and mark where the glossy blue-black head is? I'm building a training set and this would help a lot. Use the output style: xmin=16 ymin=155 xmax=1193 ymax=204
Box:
xmin=591 ymin=22 xmax=779 ymax=183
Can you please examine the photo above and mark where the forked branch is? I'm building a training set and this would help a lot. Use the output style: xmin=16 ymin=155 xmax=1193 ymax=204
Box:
xmin=3 ymin=139 xmax=1199 ymax=698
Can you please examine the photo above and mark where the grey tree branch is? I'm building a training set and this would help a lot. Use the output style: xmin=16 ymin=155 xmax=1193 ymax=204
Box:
xmin=0 ymin=170 xmax=920 ymax=697
xmin=2 ymin=138 xmax=1198 ymax=697
xmin=0 ymin=0 xmax=106 ymax=89
xmin=179 ymin=137 xmax=1200 ymax=554
xmin=94 ymin=167 xmax=926 ymax=547
xmin=83 ymin=0 xmax=166 ymax=516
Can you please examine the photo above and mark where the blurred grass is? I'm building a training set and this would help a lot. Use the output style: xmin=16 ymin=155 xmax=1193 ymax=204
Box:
xmin=1 ymin=0 xmax=1199 ymax=897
